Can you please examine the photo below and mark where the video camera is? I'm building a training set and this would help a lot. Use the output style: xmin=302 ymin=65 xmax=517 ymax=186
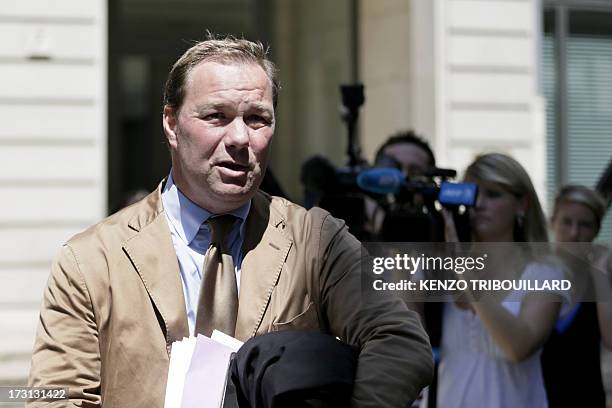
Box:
xmin=300 ymin=83 xmax=477 ymax=242
xmin=357 ymin=165 xmax=477 ymax=242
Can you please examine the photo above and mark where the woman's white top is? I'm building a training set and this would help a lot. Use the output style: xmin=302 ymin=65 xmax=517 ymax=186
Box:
xmin=433 ymin=262 xmax=570 ymax=408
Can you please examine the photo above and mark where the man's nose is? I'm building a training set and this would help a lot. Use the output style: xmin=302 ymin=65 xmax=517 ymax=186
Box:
xmin=225 ymin=117 xmax=250 ymax=148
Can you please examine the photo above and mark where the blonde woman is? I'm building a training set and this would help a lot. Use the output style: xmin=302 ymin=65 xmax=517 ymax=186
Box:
xmin=429 ymin=153 xmax=569 ymax=408
xmin=541 ymin=185 xmax=612 ymax=407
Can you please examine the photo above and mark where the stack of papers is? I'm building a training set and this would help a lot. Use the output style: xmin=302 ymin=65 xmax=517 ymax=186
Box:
xmin=164 ymin=330 xmax=243 ymax=408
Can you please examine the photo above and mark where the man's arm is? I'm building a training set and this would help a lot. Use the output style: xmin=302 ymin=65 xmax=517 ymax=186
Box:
xmin=27 ymin=245 xmax=101 ymax=407
xmin=316 ymin=212 xmax=434 ymax=408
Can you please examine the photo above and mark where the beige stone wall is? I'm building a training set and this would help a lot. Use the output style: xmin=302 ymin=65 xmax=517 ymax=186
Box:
xmin=269 ymin=0 xmax=437 ymax=196
xmin=269 ymin=0 xmax=353 ymax=200
xmin=359 ymin=0 xmax=437 ymax=162
xmin=0 ymin=0 xmax=107 ymax=387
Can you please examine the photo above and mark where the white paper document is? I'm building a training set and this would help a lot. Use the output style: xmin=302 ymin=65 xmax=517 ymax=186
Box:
xmin=164 ymin=331 xmax=243 ymax=408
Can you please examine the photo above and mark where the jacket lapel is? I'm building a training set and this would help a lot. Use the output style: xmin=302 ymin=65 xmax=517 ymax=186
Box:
xmin=123 ymin=187 xmax=189 ymax=348
xmin=235 ymin=192 xmax=292 ymax=341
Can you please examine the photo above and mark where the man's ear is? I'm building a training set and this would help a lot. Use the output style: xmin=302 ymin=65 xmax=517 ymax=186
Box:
xmin=163 ymin=105 xmax=179 ymax=148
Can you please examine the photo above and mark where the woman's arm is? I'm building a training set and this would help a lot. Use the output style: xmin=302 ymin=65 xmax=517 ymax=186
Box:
xmin=441 ymin=209 xmax=561 ymax=362
xmin=472 ymin=295 xmax=561 ymax=362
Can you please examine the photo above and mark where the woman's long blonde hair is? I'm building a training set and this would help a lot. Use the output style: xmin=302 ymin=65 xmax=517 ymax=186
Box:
xmin=464 ymin=153 xmax=549 ymax=242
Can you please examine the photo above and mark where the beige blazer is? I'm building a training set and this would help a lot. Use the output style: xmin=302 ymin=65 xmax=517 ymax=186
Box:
xmin=28 ymin=183 xmax=433 ymax=407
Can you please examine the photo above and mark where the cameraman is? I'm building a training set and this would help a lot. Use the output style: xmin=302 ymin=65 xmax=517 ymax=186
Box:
xmin=368 ymin=130 xmax=439 ymax=241
xmin=374 ymin=130 xmax=436 ymax=177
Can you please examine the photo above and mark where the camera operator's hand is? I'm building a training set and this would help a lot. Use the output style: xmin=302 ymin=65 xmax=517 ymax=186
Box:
xmin=441 ymin=208 xmax=475 ymax=310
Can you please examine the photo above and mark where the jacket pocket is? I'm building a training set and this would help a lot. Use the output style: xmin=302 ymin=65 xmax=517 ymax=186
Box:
xmin=272 ymin=301 xmax=319 ymax=331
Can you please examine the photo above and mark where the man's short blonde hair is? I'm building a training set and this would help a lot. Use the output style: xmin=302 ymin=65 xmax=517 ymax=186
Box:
xmin=163 ymin=34 xmax=279 ymax=111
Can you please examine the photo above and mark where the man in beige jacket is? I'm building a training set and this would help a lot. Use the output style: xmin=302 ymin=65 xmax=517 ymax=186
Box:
xmin=28 ymin=35 xmax=433 ymax=407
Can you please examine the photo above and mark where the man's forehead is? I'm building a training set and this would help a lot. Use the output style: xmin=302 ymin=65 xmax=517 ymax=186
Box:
xmin=181 ymin=61 xmax=273 ymax=107
xmin=194 ymin=99 xmax=273 ymax=114
xmin=187 ymin=60 xmax=270 ymax=87
xmin=385 ymin=143 xmax=430 ymax=163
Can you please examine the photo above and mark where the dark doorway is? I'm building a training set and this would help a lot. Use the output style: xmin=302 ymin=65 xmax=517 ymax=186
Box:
xmin=107 ymin=0 xmax=268 ymax=212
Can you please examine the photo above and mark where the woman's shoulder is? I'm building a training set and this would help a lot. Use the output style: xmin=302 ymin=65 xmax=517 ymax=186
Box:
xmin=519 ymin=259 xmax=573 ymax=315
xmin=522 ymin=258 xmax=567 ymax=280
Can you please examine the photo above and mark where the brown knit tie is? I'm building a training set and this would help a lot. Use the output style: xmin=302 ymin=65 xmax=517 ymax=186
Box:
xmin=195 ymin=215 xmax=238 ymax=337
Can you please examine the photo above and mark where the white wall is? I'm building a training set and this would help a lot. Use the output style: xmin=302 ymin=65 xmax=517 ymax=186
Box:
xmin=434 ymin=0 xmax=547 ymax=203
xmin=0 ymin=0 xmax=107 ymax=386
xmin=359 ymin=0 xmax=546 ymax=206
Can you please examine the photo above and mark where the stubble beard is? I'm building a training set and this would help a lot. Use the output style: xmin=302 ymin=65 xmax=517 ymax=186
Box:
xmin=206 ymin=161 xmax=262 ymax=201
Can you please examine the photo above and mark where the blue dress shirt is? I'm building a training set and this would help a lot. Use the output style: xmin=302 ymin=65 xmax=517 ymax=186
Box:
xmin=161 ymin=172 xmax=250 ymax=335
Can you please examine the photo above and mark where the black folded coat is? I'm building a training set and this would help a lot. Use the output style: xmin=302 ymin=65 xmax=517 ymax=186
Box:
xmin=226 ymin=330 xmax=358 ymax=408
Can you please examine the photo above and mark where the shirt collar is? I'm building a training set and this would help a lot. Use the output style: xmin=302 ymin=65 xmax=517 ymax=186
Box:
xmin=161 ymin=171 xmax=251 ymax=244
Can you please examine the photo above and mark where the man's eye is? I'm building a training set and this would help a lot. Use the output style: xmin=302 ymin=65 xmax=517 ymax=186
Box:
xmin=204 ymin=112 xmax=225 ymax=120
xmin=245 ymin=115 xmax=270 ymax=125
xmin=484 ymin=189 xmax=501 ymax=199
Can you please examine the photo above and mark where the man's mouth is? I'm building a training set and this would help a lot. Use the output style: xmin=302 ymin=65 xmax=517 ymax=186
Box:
xmin=215 ymin=161 xmax=252 ymax=178
xmin=216 ymin=161 xmax=250 ymax=171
